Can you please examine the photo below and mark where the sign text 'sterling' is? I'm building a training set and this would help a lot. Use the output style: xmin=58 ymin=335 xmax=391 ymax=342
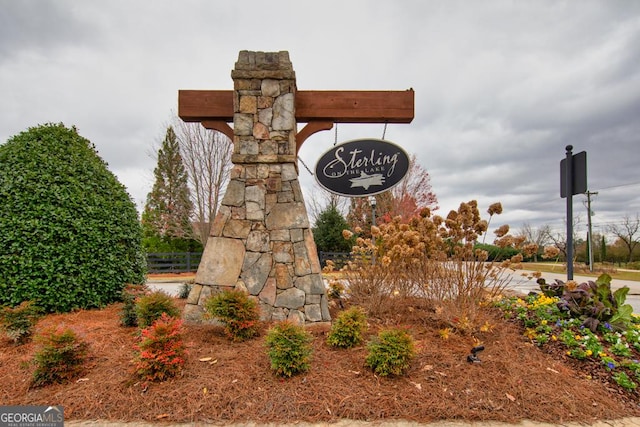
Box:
xmin=314 ymin=139 xmax=410 ymax=197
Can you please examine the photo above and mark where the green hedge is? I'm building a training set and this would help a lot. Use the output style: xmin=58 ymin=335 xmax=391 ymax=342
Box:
xmin=473 ymin=243 xmax=520 ymax=261
xmin=0 ymin=123 xmax=146 ymax=312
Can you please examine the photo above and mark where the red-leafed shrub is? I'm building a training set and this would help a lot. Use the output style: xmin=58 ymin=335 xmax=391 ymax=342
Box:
xmin=134 ymin=313 xmax=187 ymax=382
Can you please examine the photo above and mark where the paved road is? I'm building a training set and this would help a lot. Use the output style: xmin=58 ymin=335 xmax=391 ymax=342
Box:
xmin=147 ymin=280 xmax=186 ymax=297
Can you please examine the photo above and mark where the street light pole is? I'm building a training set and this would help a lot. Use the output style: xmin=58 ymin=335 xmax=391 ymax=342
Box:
xmin=370 ymin=196 xmax=377 ymax=227
xmin=585 ymin=190 xmax=598 ymax=272
xmin=369 ymin=196 xmax=377 ymax=265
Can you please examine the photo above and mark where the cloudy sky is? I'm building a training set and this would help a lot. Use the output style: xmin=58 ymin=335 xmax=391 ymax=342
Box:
xmin=1 ymin=1 xmax=639 ymax=240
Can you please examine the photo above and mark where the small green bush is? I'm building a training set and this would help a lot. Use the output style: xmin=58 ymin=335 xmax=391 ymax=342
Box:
xmin=121 ymin=293 xmax=139 ymax=327
xmin=327 ymin=306 xmax=368 ymax=348
xmin=134 ymin=313 xmax=187 ymax=382
xmin=204 ymin=289 xmax=260 ymax=341
xmin=0 ymin=301 xmax=42 ymax=344
xmin=178 ymin=283 xmax=192 ymax=299
xmin=135 ymin=291 xmax=180 ymax=328
xmin=32 ymin=327 xmax=89 ymax=387
xmin=365 ymin=328 xmax=416 ymax=376
xmin=119 ymin=285 xmax=149 ymax=327
xmin=265 ymin=321 xmax=313 ymax=378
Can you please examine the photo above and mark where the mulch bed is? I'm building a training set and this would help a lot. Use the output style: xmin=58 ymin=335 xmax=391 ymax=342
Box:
xmin=1 ymin=297 xmax=640 ymax=425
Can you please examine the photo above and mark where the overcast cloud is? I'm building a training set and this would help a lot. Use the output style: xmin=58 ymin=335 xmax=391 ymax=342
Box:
xmin=1 ymin=0 xmax=639 ymax=241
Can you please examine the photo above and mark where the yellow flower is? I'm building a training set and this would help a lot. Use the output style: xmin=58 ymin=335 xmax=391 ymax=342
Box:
xmin=438 ymin=328 xmax=451 ymax=340
xmin=575 ymin=335 xmax=582 ymax=340
xmin=551 ymin=335 xmax=557 ymax=341
xmin=541 ymin=319 xmax=548 ymax=326
xmin=585 ymin=350 xmax=593 ymax=357
xmin=480 ymin=321 xmax=493 ymax=332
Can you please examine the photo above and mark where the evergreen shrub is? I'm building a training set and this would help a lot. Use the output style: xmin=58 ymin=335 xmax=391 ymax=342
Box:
xmin=327 ymin=306 xmax=368 ymax=348
xmin=134 ymin=291 xmax=180 ymax=328
xmin=365 ymin=328 xmax=416 ymax=376
xmin=0 ymin=301 xmax=42 ymax=344
xmin=120 ymin=285 xmax=149 ymax=327
xmin=0 ymin=123 xmax=146 ymax=312
xmin=204 ymin=289 xmax=260 ymax=341
xmin=265 ymin=321 xmax=313 ymax=377
xmin=32 ymin=327 xmax=89 ymax=387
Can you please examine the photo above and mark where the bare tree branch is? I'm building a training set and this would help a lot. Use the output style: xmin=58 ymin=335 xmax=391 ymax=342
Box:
xmin=607 ymin=214 xmax=640 ymax=263
xmin=172 ymin=119 xmax=233 ymax=247
xmin=519 ymin=222 xmax=551 ymax=262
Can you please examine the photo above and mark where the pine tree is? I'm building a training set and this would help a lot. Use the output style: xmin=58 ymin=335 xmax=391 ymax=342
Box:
xmin=313 ymin=205 xmax=353 ymax=252
xmin=142 ymin=127 xmax=196 ymax=251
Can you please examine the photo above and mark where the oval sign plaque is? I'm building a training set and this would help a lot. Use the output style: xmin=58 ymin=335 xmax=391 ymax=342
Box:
xmin=314 ymin=138 xmax=410 ymax=197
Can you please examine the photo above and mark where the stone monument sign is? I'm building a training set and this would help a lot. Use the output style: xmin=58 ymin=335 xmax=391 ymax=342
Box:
xmin=178 ymin=50 xmax=414 ymax=324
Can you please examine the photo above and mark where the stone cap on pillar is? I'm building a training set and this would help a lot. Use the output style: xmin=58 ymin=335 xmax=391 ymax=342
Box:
xmin=231 ymin=51 xmax=296 ymax=80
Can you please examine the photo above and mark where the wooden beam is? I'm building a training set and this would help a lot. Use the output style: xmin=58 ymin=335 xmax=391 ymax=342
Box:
xmin=296 ymin=121 xmax=334 ymax=153
xmin=178 ymin=90 xmax=414 ymax=123
xmin=201 ymin=120 xmax=234 ymax=141
xmin=295 ymin=90 xmax=414 ymax=123
xmin=179 ymin=90 xmax=233 ymax=122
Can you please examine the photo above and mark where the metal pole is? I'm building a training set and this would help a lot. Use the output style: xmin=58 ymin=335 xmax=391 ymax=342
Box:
xmin=370 ymin=196 xmax=376 ymax=265
xmin=586 ymin=190 xmax=598 ymax=272
xmin=565 ymin=145 xmax=574 ymax=281
xmin=372 ymin=203 xmax=376 ymax=227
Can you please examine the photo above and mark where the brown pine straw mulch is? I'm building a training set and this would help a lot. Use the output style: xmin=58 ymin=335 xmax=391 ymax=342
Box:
xmin=2 ymin=297 xmax=640 ymax=425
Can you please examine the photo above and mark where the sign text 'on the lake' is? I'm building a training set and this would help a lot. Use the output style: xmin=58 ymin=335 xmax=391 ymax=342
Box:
xmin=314 ymin=139 xmax=410 ymax=197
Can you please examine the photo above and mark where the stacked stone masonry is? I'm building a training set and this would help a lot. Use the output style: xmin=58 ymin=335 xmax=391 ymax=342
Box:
xmin=183 ymin=51 xmax=330 ymax=324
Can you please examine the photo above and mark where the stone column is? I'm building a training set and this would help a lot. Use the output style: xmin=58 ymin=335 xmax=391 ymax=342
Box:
xmin=183 ymin=51 xmax=330 ymax=324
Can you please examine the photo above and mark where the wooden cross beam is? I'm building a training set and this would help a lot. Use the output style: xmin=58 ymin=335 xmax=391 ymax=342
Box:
xmin=178 ymin=89 xmax=414 ymax=152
